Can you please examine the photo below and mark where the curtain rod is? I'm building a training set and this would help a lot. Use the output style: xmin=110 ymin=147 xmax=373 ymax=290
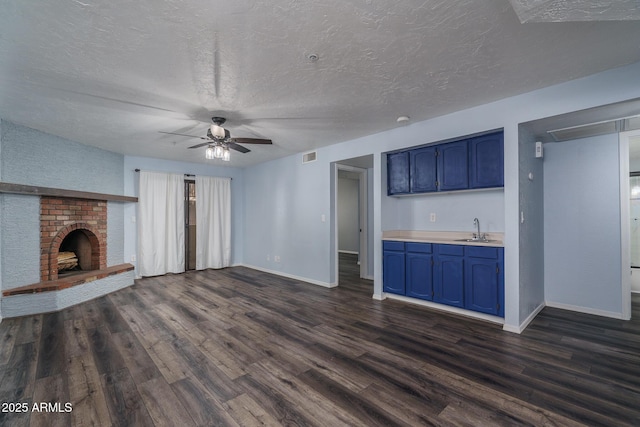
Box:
xmin=133 ymin=169 xmax=231 ymax=180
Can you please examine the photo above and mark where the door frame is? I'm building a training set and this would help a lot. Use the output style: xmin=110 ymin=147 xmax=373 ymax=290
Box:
xmin=334 ymin=164 xmax=369 ymax=282
xmin=621 ymin=129 xmax=640 ymax=319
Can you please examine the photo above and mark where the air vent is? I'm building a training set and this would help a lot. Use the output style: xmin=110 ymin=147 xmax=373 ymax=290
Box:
xmin=302 ymin=151 xmax=317 ymax=164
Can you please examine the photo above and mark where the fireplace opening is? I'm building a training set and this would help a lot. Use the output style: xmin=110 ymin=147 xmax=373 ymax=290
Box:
xmin=40 ymin=197 xmax=107 ymax=282
xmin=58 ymin=230 xmax=94 ymax=276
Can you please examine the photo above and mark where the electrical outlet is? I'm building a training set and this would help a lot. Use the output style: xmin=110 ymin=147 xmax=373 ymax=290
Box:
xmin=274 ymin=255 xmax=281 ymax=262
xmin=131 ymin=254 xmax=136 ymax=262
xmin=267 ymin=254 xmax=270 ymax=261
xmin=430 ymin=213 xmax=436 ymax=222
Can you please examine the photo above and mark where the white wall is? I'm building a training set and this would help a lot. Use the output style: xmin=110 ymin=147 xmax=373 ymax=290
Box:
xmin=544 ymin=134 xmax=623 ymax=316
xmin=123 ymin=156 xmax=245 ymax=277
xmin=242 ymin=60 xmax=640 ymax=331
xmin=338 ymin=176 xmax=359 ymax=253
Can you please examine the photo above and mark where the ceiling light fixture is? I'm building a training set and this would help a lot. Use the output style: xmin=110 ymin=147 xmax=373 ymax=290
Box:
xmin=205 ymin=145 xmax=216 ymax=160
xmin=397 ymin=116 xmax=410 ymax=124
xmin=204 ymin=142 xmax=232 ymax=161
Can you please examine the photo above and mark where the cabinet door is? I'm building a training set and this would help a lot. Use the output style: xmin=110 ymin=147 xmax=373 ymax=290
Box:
xmin=434 ymin=252 xmax=464 ymax=308
xmin=437 ymin=140 xmax=468 ymax=191
xmin=464 ymin=257 xmax=500 ymax=315
xmin=383 ymin=250 xmax=405 ymax=295
xmin=469 ymin=132 xmax=504 ymax=189
xmin=465 ymin=246 xmax=504 ymax=317
xmin=410 ymin=146 xmax=437 ymax=193
xmin=387 ymin=151 xmax=410 ymax=195
xmin=406 ymin=252 xmax=433 ymax=300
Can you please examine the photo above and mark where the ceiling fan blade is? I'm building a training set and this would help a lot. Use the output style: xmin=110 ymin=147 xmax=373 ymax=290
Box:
xmin=188 ymin=142 xmax=211 ymax=149
xmin=159 ymin=131 xmax=206 ymax=140
xmin=229 ymin=137 xmax=272 ymax=145
xmin=227 ymin=141 xmax=251 ymax=153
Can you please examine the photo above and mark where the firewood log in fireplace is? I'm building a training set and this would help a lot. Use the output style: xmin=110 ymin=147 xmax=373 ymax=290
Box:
xmin=58 ymin=251 xmax=78 ymax=271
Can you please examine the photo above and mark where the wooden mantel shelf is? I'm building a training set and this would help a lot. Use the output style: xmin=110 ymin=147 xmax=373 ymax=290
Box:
xmin=0 ymin=181 xmax=138 ymax=203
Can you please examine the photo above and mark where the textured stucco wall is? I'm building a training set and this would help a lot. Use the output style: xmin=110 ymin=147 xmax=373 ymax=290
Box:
xmin=1 ymin=120 xmax=123 ymax=193
xmin=0 ymin=120 xmax=131 ymax=315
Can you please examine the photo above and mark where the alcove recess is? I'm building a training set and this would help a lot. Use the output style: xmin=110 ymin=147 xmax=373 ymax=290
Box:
xmin=0 ymin=182 xmax=137 ymax=296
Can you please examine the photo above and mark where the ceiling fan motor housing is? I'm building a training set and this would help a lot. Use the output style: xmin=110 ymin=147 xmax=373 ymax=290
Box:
xmin=210 ymin=117 xmax=228 ymax=140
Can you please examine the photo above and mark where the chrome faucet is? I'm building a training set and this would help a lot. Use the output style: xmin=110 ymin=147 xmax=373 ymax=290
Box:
xmin=473 ymin=217 xmax=484 ymax=241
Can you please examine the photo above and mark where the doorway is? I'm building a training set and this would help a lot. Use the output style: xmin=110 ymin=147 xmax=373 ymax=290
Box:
xmin=332 ymin=155 xmax=374 ymax=286
xmin=185 ymin=179 xmax=196 ymax=271
xmin=627 ymin=133 xmax=640 ymax=294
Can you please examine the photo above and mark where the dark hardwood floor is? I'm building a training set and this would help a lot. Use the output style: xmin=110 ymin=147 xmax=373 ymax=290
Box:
xmin=0 ymin=259 xmax=639 ymax=426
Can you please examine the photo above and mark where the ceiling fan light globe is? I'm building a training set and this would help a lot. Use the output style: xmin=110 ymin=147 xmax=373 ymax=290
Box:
xmin=222 ymin=147 xmax=231 ymax=161
xmin=213 ymin=144 xmax=225 ymax=159
xmin=211 ymin=124 xmax=226 ymax=139
xmin=205 ymin=146 xmax=215 ymax=160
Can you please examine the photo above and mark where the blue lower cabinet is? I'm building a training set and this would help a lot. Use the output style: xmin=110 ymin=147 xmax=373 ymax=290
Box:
xmin=434 ymin=245 xmax=465 ymax=308
xmin=406 ymin=248 xmax=433 ymax=300
xmin=383 ymin=241 xmax=504 ymax=318
xmin=383 ymin=241 xmax=405 ymax=295
xmin=464 ymin=247 xmax=504 ymax=316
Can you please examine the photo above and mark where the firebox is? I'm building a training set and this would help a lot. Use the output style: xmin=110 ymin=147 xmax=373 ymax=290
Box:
xmin=40 ymin=196 xmax=107 ymax=281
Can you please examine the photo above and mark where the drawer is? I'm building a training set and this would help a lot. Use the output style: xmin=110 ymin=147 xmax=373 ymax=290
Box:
xmin=465 ymin=246 xmax=499 ymax=259
xmin=383 ymin=240 xmax=405 ymax=252
xmin=405 ymin=242 xmax=432 ymax=254
xmin=436 ymin=244 xmax=464 ymax=256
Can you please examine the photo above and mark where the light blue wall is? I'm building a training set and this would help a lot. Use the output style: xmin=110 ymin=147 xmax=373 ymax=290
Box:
xmin=387 ymin=190 xmax=505 ymax=233
xmin=544 ymin=134 xmax=622 ymax=315
xmin=518 ymin=126 xmax=545 ymax=324
xmin=242 ymin=61 xmax=640 ymax=330
xmin=123 ymin=156 xmax=244 ymax=276
xmin=243 ymin=154 xmax=331 ymax=282
xmin=0 ymin=121 xmax=126 ymax=290
xmin=1 ymin=121 xmax=123 ymax=193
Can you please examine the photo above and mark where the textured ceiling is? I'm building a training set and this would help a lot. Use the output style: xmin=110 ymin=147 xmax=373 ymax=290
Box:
xmin=1 ymin=1 xmax=640 ymax=167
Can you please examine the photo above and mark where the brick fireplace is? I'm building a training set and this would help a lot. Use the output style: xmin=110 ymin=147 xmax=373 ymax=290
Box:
xmin=40 ymin=196 xmax=107 ymax=281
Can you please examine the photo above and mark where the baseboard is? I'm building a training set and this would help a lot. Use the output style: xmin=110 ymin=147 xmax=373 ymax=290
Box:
xmin=239 ymin=264 xmax=337 ymax=288
xmin=372 ymin=293 xmax=385 ymax=301
xmin=502 ymin=302 xmax=545 ymax=334
xmin=545 ymin=300 xmax=624 ymax=319
xmin=384 ymin=293 xmax=504 ymax=325
xmin=338 ymin=250 xmax=359 ymax=255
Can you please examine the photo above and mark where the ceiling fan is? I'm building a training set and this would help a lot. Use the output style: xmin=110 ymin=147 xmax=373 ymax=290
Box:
xmin=160 ymin=117 xmax=272 ymax=160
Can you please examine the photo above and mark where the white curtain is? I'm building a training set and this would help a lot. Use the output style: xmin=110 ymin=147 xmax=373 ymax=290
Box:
xmin=138 ymin=171 xmax=185 ymax=276
xmin=195 ymin=176 xmax=231 ymax=270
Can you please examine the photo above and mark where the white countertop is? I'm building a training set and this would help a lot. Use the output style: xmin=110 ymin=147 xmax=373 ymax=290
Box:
xmin=382 ymin=230 xmax=504 ymax=247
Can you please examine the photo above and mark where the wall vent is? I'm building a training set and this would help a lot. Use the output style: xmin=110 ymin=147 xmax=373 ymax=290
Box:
xmin=302 ymin=151 xmax=317 ymax=164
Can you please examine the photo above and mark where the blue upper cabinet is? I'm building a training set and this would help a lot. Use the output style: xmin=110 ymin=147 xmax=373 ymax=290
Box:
xmin=410 ymin=146 xmax=437 ymax=193
xmin=469 ymin=132 xmax=504 ymax=189
xmin=386 ymin=130 xmax=503 ymax=196
xmin=387 ymin=151 xmax=410 ymax=195
xmin=437 ymin=140 xmax=469 ymax=191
